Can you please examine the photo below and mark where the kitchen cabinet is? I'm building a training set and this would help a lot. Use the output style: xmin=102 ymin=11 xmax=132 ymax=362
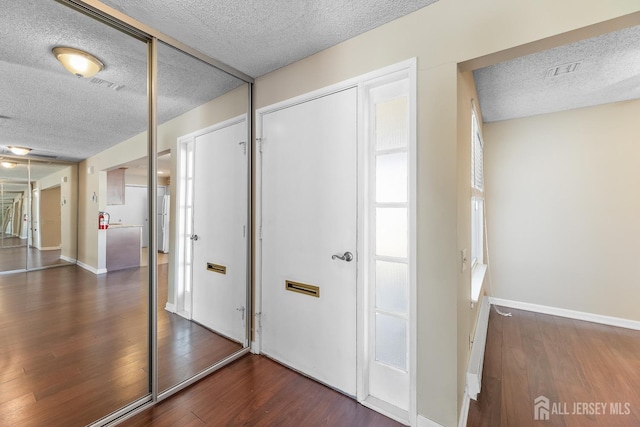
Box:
xmin=107 ymin=168 xmax=125 ymax=205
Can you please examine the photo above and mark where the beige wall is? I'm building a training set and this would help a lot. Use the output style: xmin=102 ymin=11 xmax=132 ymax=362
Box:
xmin=40 ymin=186 xmax=61 ymax=248
xmin=254 ymin=1 xmax=639 ymax=424
xmin=37 ymin=165 xmax=78 ymax=261
xmin=484 ymin=99 xmax=640 ymax=322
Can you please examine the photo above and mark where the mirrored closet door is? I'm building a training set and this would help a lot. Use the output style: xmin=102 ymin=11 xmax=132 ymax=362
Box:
xmin=155 ymin=41 xmax=251 ymax=395
xmin=0 ymin=1 xmax=151 ymax=425
xmin=0 ymin=157 xmax=29 ymax=272
xmin=0 ymin=1 xmax=252 ymax=425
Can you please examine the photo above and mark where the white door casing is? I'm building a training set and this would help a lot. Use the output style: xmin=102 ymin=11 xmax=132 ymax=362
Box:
xmin=259 ymin=88 xmax=358 ymax=396
xmin=190 ymin=119 xmax=248 ymax=344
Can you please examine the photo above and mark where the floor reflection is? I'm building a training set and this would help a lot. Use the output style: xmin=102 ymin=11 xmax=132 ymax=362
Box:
xmin=157 ymin=263 xmax=242 ymax=391
xmin=0 ymin=247 xmax=73 ymax=271
xmin=0 ymin=262 xmax=243 ymax=425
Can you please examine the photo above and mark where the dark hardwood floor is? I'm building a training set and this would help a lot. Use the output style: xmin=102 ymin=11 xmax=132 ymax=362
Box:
xmin=468 ymin=307 xmax=640 ymax=426
xmin=0 ymin=263 xmax=242 ymax=426
xmin=122 ymin=354 xmax=402 ymax=427
xmin=0 ymin=245 xmax=73 ymax=271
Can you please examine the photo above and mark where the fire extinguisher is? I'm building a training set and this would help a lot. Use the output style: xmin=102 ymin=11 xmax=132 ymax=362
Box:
xmin=98 ymin=211 xmax=110 ymax=230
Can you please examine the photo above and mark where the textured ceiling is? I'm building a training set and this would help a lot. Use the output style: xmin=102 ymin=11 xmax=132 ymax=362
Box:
xmin=474 ymin=25 xmax=640 ymax=123
xmin=100 ymin=0 xmax=439 ymax=77
xmin=0 ymin=0 xmax=244 ymax=163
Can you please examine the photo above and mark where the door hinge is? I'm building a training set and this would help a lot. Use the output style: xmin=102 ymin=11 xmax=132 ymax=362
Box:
xmin=256 ymin=137 xmax=264 ymax=153
xmin=236 ymin=306 xmax=246 ymax=321
xmin=258 ymin=225 xmax=262 ymax=240
xmin=239 ymin=141 xmax=247 ymax=155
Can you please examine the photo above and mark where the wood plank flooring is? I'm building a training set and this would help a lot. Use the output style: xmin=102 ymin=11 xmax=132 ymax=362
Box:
xmin=121 ymin=354 xmax=402 ymax=427
xmin=0 ymin=246 xmax=72 ymax=272
xmin=0 ymin=264 xmax=242 ymax=426
xmin=467 ymin=307 xmax=640 ymax=426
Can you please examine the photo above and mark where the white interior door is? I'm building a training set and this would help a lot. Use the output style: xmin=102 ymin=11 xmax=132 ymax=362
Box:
xmin=260 ymin=88 xmax=358 ymax=395
xmin=191 ymin=119 xmax=247 ymax=344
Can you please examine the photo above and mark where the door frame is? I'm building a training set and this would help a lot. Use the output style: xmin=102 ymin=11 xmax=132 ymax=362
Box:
xmin=254 ymin=59 xmax=417 ymax=425
xmin=170 ymin=114 xmax=249 ymax=320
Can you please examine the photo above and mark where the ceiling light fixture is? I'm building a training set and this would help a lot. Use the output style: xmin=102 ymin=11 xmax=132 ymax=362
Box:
xmin=1 ymin=161 xmax=17 ymax=169
xmin=52 ymin=47 xmax=104 ymax=78
xmin=7 ymin=146 xmax=31 ymax=155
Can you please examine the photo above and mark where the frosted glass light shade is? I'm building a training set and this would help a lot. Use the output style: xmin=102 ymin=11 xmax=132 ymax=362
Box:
xmin=53 ymin=47 xmax=104 ymax=78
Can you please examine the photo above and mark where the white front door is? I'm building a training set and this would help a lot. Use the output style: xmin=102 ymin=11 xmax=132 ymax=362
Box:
xmin=191 ymin=119 xmax=247 ymax=344
xmin=259 ymin=88 xmax=358 ymax=395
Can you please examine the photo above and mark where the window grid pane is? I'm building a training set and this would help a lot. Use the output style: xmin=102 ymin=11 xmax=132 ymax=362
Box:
xmin=375 ymin=97 xmax=408 ymax=151
xmin=375 ymin=152 xmax=407 ymax=203
xmin=375 ymin=207 xmax=408 ymax=258
xmin=375 ymin=261 xmax=408 ymax=314
xmin=375 ymin=313 xmax=408 ymax=371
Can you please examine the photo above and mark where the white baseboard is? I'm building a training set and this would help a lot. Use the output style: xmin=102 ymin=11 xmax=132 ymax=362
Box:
xmin=458 ymin=392 xmax=470 ymax=427
xmin=466 ymin=297 xmax=491 ymax=400
xmin=60 ymin=255 xmax=76 ymax=263
xmin=417 ymin=414 xmax=444 ymax=427
xmin=490 ymin=297 xmax=640 ymax=331
xmin=40 ymin=246 xmax=61 ymax=251
xmin=458 ymin=297 xmax=491 ymax=427
xmin=164 ymin=302 xmax=176 ymax=313
xmin=77 ymin=261 xmax=107 ymax=275
xmin=361 ymin=396 xmax=408 ymax=426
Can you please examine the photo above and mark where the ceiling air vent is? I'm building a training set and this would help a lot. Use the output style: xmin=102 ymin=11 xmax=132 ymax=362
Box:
xmin=89 ymin=77 xmax=124 ymax=91
xmin=546 ymin=62 xmax=581 ymax=78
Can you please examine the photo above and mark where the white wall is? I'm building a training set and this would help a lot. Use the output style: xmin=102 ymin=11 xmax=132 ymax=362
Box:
xmin=484 ymin=99 xmax=640 ymax=322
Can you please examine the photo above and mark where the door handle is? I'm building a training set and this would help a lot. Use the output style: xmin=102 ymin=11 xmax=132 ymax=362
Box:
xmin=332 ymin=251 xmax=353 ymax=262
xmin=190 ymin=234 xmax=199 ymax=241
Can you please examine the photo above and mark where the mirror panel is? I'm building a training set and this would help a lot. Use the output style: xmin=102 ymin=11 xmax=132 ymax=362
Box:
xmin=27 ymin=160 xmax=77 ymax=270
xmin=0 ymin=1 xmax=150 ymax=425
xmin=156 ymin=41 xmax=249 ymax=393
xmin=0 ymin=1 xmax=251 ymax=424
xmin=0 ymin=158 xmax=29 ymax=271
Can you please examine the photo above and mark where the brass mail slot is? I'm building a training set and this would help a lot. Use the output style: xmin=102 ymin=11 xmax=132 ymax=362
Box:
xmin=285 ymin=280 xmax=319 ymax=298
xmin=207 ymin=263 xmax=226 ymax=274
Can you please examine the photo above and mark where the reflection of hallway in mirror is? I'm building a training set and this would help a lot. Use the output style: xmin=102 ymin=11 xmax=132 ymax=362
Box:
xmin=0 ymin=246 xmax=72 ymax=271
xmin=157 ymin=263 xmax=243 ymax=391
xmin=0 ymin=234 xmax=26 ymax=247
xmin=0 ymin=265 xmax=150 ymax=426
xmin=139 ymin=246 xmax=169 ymax=266
xmin=0 ymin=263 xmax=243 ymax=425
